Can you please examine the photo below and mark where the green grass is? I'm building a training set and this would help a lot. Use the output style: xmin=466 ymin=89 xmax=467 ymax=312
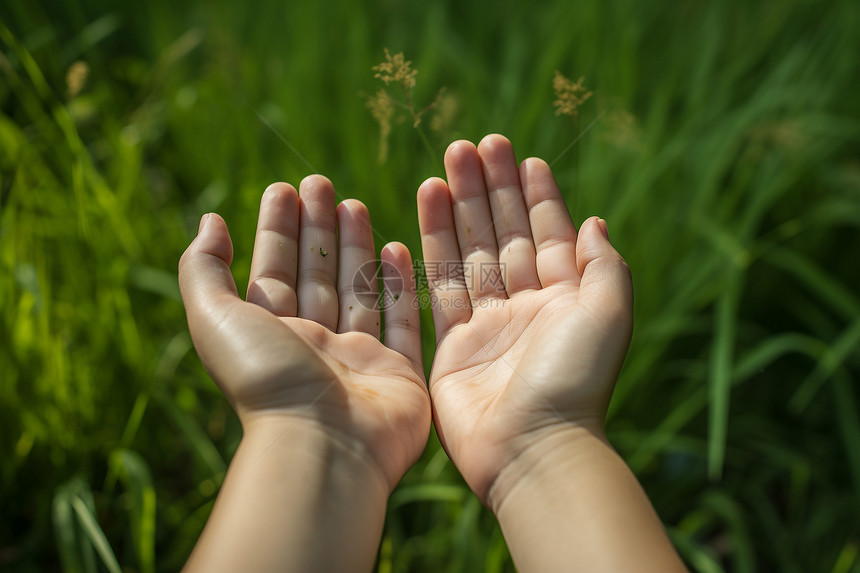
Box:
xmin=2 ymin=0 xmax=859 ymax=571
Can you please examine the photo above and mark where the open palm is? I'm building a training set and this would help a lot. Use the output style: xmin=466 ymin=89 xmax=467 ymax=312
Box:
xmin=418 ymin=136 xmax=633 ymax=502
xmin=179 ymin=176 xmax=430 ymax=488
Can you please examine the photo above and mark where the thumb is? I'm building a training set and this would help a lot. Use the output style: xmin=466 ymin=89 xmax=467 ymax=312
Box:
xmin=575 ymin=217 xmax=633 ymax=334
xmin=178 ymin=213 xmax=240 ymax=329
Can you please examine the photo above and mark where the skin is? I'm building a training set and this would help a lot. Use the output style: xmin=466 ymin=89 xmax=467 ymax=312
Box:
xmin=179 ymin=176 xmax=430 ymax=573
xmin=179 ymin=137 xmax=686 ymax=572
xmin=417 ymin=135 xmax=687 ymax=572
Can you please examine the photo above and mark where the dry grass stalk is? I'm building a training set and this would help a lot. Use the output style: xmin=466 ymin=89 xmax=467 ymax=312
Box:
xmin=367 ymin=49 xmax=446 ymax=164
xmin=553 ymin=71 xmax=592 ymax=119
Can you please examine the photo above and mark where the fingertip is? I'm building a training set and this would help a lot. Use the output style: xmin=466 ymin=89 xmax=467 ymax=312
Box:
xmin=417 ymin=210 xmax=454 ymax=238
xmin=339 ymin=197 xmax=367 ymax=210
xmin=195 ymin=213 xmax=234 ymax=265
xmin=418 ymin=176 xmax=449 ymax=197
xmin=583 ymin=216 xmax=608 ymax=241
xmin=301 ymin=173 xmax=333 ymax=187
xmin=576 ymin=216 xmax=633 ymax=328
xmin=298 ymin=175 xmax=337 ymax=239
xmin=202 ymin=211 xmax=226 ymax=228
xmin=382 ymin=241 xmax=411 ymax=265
xmin=337 ymin=198 xmax=370 ymax=221
xmin=179 ymin=212 xmax=239 ymax=306
xmin=597 ymin=217 xmax=610 ymax=241
xmin=575 ymin=216 xmax=619 ymax=276
xmin=380 ymin=241 xmax=397 ymax=257
xmin=197 ymin=213 xmax=209 ymax=235
xmin=380 ymin=241 xmax=422 ymax=368
xmin=446 ymin=139 xmax=476 ymax=155
xmin=477 ymin=133 xmax=513 ymax=156
xmin=583 ymin=215 xmax=604 ymax=241
xmin=262 ymin=182 xmax=298 ymax=207
xmin=444 ymin=139 xmax=478 ymax=169
xmin=519 ymin=156 xmax=551 ymax=179
xmin=263 ymin=181 xmax=297 ymax=198
xmin=299 ymin=174 xmax=336 ymax=200
xmin=382 ymin=243 xmax=417 ymax=307
xmin=417 ymin=178 xmax=452 ymax=223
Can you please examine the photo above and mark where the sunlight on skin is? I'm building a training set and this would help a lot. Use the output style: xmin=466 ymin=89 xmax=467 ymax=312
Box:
xmin=418 ymin=136 xmax=633 ymax=501
xmin=418 ymin=134 xmax=687 ymax=572
xmin=178 ymin=136 xmax=684 ymax=573
xmin=178 ymin=176 xmax=430 ymax=573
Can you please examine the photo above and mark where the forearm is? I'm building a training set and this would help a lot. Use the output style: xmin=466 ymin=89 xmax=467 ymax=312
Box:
xmin=490 ymin=428 xmax=687 ymax=573
xmin=183 ymin=417 xmax=389 ymax=573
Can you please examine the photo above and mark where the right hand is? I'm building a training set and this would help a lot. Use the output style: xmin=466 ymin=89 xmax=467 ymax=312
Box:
xmin=417 ymin=135 xmax=634 ymax=507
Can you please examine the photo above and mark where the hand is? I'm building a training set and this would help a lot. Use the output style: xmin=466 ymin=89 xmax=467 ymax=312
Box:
xmin=179 ymin=176 xmax=430 ymax=490
xmin=417 ymin=135 xmax=633 ymax=506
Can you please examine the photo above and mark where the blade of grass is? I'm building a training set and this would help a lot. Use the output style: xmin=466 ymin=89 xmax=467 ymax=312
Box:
xmin=388 ymin=483 xmax=468 ymax=509
xmin=703 ymin=490 xmax=755 ymax=573
xmin=53 ymin=478 xmax=100 ymax=573
xmin=69 ymin=495 xmax=122 ymax=573
xmin=376 ymin=535 xmax=393 ymax=573
xmin=708 ymin=270 xmax=742 ymax=481
xmin=155 ymin=389 xmax=226 ymax=477
xmin=831 ymin=541 xmax=858 ymax=573
xmin=450 ymin=495 xmax=483 ymax=573
xmin=667 ymin=527 xmax=726 ymax=573
xmin=790 ymin=316 xmax=860 ymax=412
xmin=483 ymin=524 xmax=510 ymax=573
xmin=110 ymin=449 xmax=157 ymax=573
xmin=766 ymin=247 xmax=860 ymax=320
xmin=53 ymin=486 xmax=93 ymax=573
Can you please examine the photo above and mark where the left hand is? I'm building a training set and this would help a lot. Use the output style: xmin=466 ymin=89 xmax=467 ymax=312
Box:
xmin=178 ymin=176 xmax=431 ymax=490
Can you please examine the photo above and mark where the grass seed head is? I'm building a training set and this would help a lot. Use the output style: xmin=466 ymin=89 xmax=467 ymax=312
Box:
xmin=373 ymin=48 xmax=417 ymax=92
xmin=368 ymin=48 xmax=445 ymax=166
xmin=553 ymin=71 xmax=592 ymax=119
xmin=366 ymin=89 xmax=395 ymax=163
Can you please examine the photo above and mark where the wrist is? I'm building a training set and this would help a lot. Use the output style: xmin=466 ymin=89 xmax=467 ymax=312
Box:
xmin=240 ymin=413 xmax=392 ymax=496
xmin=185 ymin=413 xmax=390 ymax=573
xmin=486 ymin=425 xmax=687 ymax=572
xmin=487 ymin=423 xmax=614 ymax=516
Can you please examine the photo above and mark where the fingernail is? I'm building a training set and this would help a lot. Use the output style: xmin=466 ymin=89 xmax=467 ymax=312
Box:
xmin=597 ymin=218 xmax=610 ymax=240
xmin=198 ymin=214 xmax=210 ymax=235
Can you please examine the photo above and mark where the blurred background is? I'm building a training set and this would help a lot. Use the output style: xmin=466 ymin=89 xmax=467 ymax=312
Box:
xmin=2 ymin=0 xmax=859 ymax=571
